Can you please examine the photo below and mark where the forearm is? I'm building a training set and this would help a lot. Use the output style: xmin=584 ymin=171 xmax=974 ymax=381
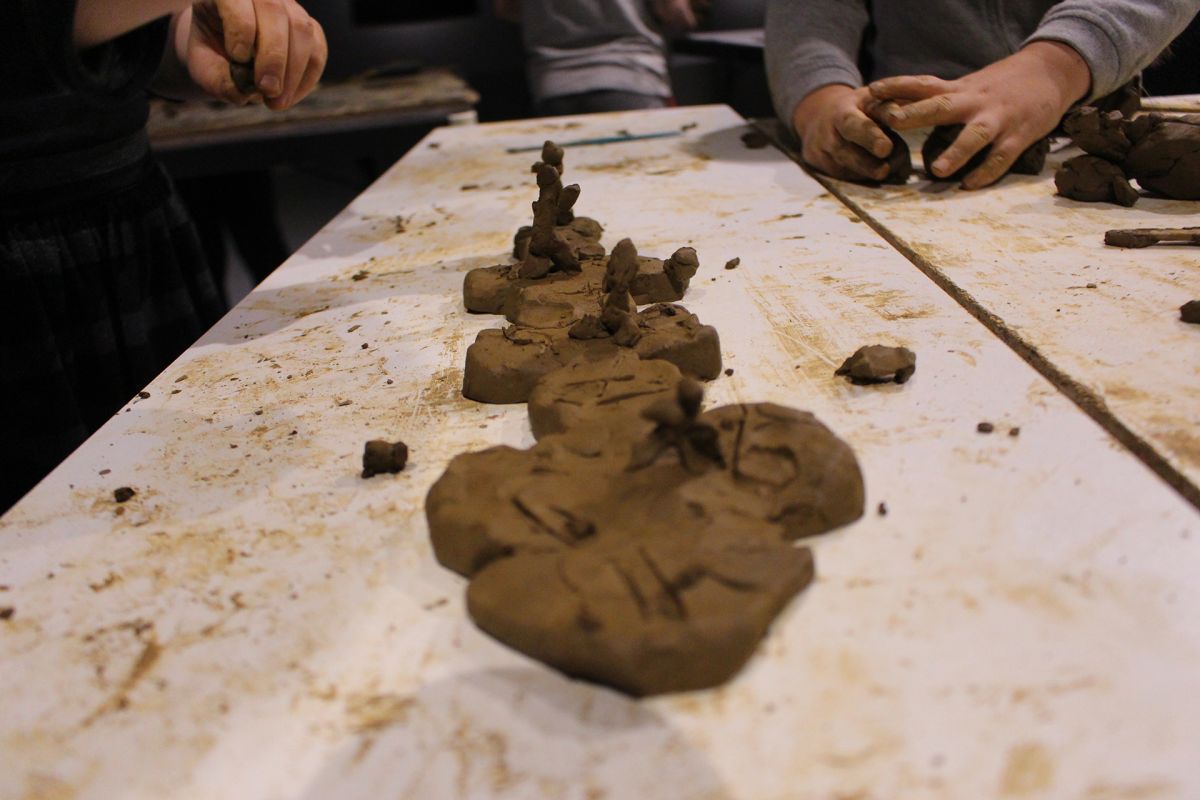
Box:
xmin=73 ymin=0 xmax=192 ymax=48
xmin=1027 ymin=0 xmax=1200 ymax=100
xmin=764 ymin=0 xmax=869 ymax=134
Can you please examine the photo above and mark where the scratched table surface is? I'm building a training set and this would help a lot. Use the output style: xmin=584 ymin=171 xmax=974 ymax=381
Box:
xmin=772 ymin=125 xmax=1200 ymax=509
xmin=3 ymin=105 xmax=1200 ymax=800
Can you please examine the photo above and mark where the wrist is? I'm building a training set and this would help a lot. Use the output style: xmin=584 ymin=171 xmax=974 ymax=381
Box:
xmin=1021 ymin=40 xmax=1091 ymax=110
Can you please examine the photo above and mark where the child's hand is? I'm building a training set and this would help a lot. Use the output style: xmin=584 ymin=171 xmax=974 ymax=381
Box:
xmin=180 ymin=0 xmax=327 ymax=110
xmin=791 ymin=84 xmax=894 ymax=181
xmin=869 ymin=41 xmax=1090 ymax=188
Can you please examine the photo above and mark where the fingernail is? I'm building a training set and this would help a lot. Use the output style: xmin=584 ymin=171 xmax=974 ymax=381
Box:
xmin=933 ymin=159 xmax=949 ymax=176
xmin=231 ymin=43 xmax=251 ymax=63
xmin=259 ymin=75 xmax=281 ymax=96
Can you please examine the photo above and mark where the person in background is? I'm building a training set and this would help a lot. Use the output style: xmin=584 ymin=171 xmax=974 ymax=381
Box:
xmin=764 ymin=0 xmax=1200 ymax=187
xmin=0 ymin=0 xmax=327 ymax=511
xmin=496 ymin=0 xmax=699 ymax=116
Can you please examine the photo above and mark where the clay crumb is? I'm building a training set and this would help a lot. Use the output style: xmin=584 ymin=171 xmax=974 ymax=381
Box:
xmin=362 ymin=439 xmax=408 ymax=478
xmin=137 ymin=391 xmax=150 ymax=399
xmin=681 ymin=122 xmax=698 ymax=132
xmin=99 ymin=468 xmax=111 ymax=476
xmin=741 ymin=129 xmax=769 ymax=149
xmin=1181 ymin=300 xmax=1200 ymax=324
xmin=977 ymin=422 xmax=995 ymax=434
xmin=347 ymin=324 xmax=361 ymax=333
xmin=385 ymin=379 xmax=394 ymax=385
xmin=360 ymin=343 xmax=369 ymax=350
xmin=724 ymin=257 xmax=740 ymax=270
xmin=724 ymin=368 xmax=734 ymax=376
xmin=351 ymin=270 xmax=369 ymax=281
xmin=113 ymin=487 xmax=136 ymax=503
xmin=1086 ymin=283 xmax=1098 ymax=289
xmin=0 ymin=607 xmax=13 ymax=620
xmin=254 ymin=409 xmax=263 ymax=416
xmin=336 ymin=398 xmax=353 ymax=407
xmin=174 ymin=374 xmax=188 ymax=382
xmin=1008 ymin=426 xmax=1021 ymax=437
xmin=461 ymin=184 xmax=480 ymax=191
xmin=878 ymin=501 xmax=888 ymax=516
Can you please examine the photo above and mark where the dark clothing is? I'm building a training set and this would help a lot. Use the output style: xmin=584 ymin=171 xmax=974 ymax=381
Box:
xmin=1 ymin=2 xmax=223 ymax=510
xmin=534 ymin=89 xmax=669 ymax=117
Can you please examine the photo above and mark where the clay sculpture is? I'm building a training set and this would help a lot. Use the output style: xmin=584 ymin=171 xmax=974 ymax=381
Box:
xmin=426 ymin=378 xmax=865 ymax=695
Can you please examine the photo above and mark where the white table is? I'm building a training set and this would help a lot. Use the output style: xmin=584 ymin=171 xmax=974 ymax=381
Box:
xmin=3 ymin=105 xmax=1199 ymax=800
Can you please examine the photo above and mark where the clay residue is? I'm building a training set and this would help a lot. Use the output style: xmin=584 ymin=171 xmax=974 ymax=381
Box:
xmin=426 ymin=379 xmax=864 ymax=696
xmin=922 ymin=125 xmax=1047 ymax=182
xmin=835 ymin=345 xmax=916 ymax=385
xmin=361 ymin=439 xmax=409 ymax=478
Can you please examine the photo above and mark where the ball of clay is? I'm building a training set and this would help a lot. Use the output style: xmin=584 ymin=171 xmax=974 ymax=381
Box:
xmin=922 ymin=125 xmax=1048 ymax=181
xmin=881 ymin=126 xmax=912 ymax=185
xmin=1054 ymin=155 xmax=1139 ymax=207
xmin=1182 ymin=300 xmax=1200 ymax=325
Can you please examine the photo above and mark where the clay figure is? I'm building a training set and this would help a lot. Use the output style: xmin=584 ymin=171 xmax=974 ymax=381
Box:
xmin=1063 ymin=107 xmax=1132 ymax=162
xmin=1054 ymin=155 xmax=1139 ymax=207
xmin=1122 ymin=114 xmax=1200 ymax=200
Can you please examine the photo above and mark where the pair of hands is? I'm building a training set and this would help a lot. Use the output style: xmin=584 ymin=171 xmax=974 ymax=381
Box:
xmin=793 ymin=41 xmax=1090 ymax=188
xmin=176 ymin=0 xmax=327 ymax=110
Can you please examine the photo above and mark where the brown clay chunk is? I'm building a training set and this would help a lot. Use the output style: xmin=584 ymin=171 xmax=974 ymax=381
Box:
xmin=362 ymin=440 xmax=409 ymax=478
xmin=1182 ymin=300 xmax=1200 ymax=324
xmin=1122 ymin=114 xmax=1200 ymax=200
xmin=835 ymin=345 xmax=916 ymax=385
xmin=977 ymin=421 xmax=994 ymax=434
xmin=922 ymin=125 xmax=1048 ymax=181
xmin=113 ymin=487 xmax=136 ymax=503
xmin=0 ymin=606 xmax=13 ymax=620
xmin=1054 ymin=155 xmax=1139 ymax=207
xmin=426 ymin=383 xmax=864 ymax=695
xmin=741 ymin=129 xmax=769 ymax=149
xmin=724 ymin=257 xmax=740 ymax=270
xmin=881 ymin=126 xmax=912 ymax=185
xmin=877 ymin=501 xmax=888 ymax=516
xmin=1009 ymin=426 xmax=1021 ymax=437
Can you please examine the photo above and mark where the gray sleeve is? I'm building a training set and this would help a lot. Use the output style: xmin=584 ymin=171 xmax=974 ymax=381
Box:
xmin=764 ymin=0 xmax=870 ymax=134
xmin=1027 ymin=0 xmax=1200 ymax=99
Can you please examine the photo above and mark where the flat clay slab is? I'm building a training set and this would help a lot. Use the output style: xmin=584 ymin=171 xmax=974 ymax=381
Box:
xmin=462 ymin=303 xmax=722 ymax=404
xmin=466 ymin=251 xmax=698 ymax=328
xmin=425 ymin=400 xmax=865 ymax=696
xmin=527 ymin=350 xmax=683 ymax=439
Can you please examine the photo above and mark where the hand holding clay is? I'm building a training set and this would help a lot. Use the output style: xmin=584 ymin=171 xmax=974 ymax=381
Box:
xmin=792 ymin=85 xmax=895 ymax=182
xmin=180 ymin=0 xmax=327 ymax=108
xmin=870 ymin=41 xmax=1089 ymax=188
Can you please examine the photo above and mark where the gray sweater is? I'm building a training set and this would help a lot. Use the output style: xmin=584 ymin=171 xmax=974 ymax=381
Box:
xmin=521 ymin=0 xmax=671 ymax=103
xmin=765 ymin=0 xmax=1200 ymax=130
